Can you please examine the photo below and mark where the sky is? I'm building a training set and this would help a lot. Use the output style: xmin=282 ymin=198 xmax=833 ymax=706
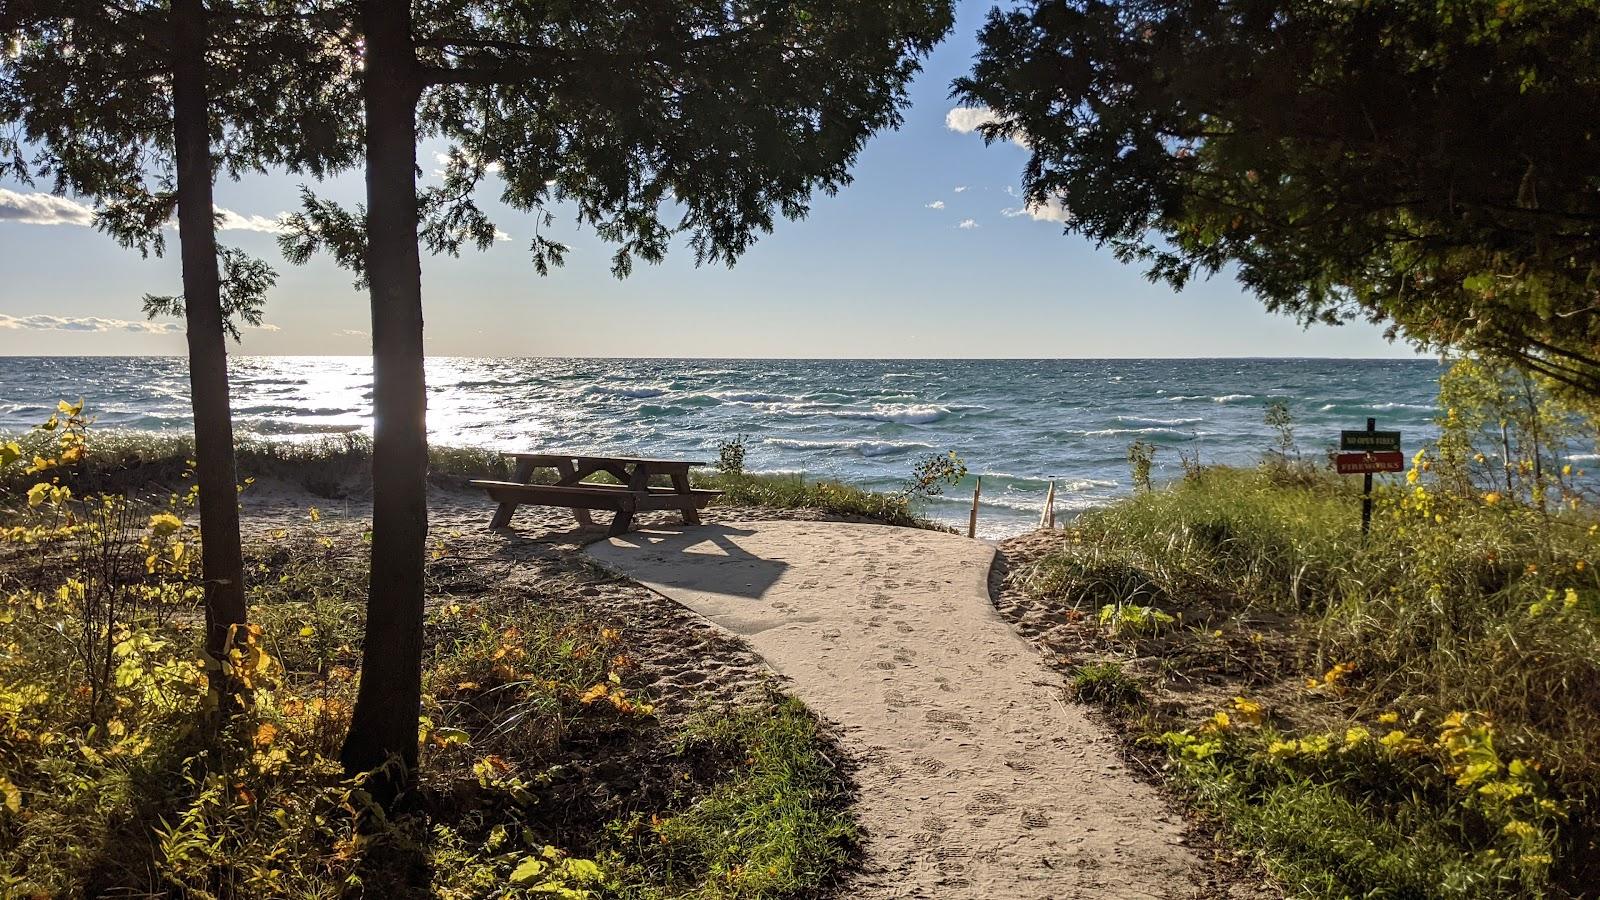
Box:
xmin=0 ymin=1 xmax=1421 ymax=360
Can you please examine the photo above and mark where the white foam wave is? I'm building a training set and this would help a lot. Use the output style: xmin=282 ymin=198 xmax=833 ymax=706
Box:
xmin=587 ymin=384 xmax=669 ymax=399
xmin=1081 ymin=426 xmax=1191 ymax=437
xmin=1213 ymin=393 xmax=1254 ymax=403
xmin=1368 ymin=401 xmax=1432 ymax=411
xmin=766 ymin=437 xmax=931 ymax=457
xmin=1116 ymin=416 xmax=1204 ymax=426
xmin=830 ymin=404 xmax=951 ymax=425
xmin=710 ymin=390 xmax=799 ymax=404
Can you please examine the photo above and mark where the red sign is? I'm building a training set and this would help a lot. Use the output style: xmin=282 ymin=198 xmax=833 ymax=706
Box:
xmin=1336 ymin=451 xmax=1404 ymax=474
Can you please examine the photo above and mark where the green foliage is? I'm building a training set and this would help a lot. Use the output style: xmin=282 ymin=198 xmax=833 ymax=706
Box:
xmin=1162 ymin=708 xmax=1569 ymax=897
xmin=1436 ymin=356 xmax=1590 ymax=503
xmin=1024 ymin=466 xmax=1600 ymax=893
xmin=1070 ymin=662 xmax=1144 ymax=710
xmin=1 ymin=0 xmax=356 ymax=319
xmin=955 ymin=0 xmax=1600 ymax=402
xmin=694 ymin=470 xmax=934 ymax=529
xmin=280 ymin=0 xmax=957 ymax=284
xmin=142 ymin=248 xmax=279 ymax=341
xmin=1263 ymin=399 xmax=1295 ymax=459
xmin=0 ymin=416 xmax=856 ymax=897
xmin=902 ymin=450 xmax=967 ymax=500
xmin=1127 ymin=440 xmax=1155 ymax=493
xmin=1096 ymin=603 xmax=1174 ymax=638
xmin=0 ymin=510 xmax=857 ymax=898
xmin=715 ymin=435 xmax=747 ymax=477
xmin=610 ymin=696 xmax=856 ymax=899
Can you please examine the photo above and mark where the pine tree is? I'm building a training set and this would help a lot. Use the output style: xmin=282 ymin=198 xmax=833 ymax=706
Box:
xmin=278 ymin=0 xmax=955 ymax=799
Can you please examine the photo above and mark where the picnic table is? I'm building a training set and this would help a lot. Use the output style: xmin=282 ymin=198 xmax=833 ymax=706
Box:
xmin=471 ymin=452 xmax=722 ymax=536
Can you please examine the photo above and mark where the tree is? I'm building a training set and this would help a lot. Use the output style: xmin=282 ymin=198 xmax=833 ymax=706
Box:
xmin=280 ymin=0 xmax=954 ymax=796
xmin=955 ymin=0 xmax=1600 ymax=400
xmin=1 ymin=1 xmax=356 ymax=665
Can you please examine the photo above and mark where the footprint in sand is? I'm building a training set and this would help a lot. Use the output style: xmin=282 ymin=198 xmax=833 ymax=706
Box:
xmin=965 ymin=790 xmax=1007 ymax=817
xmin=586 ymin=520 xmax=1202 ymax=899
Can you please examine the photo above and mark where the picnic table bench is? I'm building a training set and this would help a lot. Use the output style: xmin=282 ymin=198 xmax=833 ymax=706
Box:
xmin=471 ymin=453 xmax=721 ymax=536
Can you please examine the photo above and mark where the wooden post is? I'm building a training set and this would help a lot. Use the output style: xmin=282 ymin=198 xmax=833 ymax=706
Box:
xmin=1039 ymin=479 xmax=1056 ymax=529
xmin=968 ymin=477 xmax=981 ymax=538
xmin=1361 ymin=417 xmax=1375 ymax=536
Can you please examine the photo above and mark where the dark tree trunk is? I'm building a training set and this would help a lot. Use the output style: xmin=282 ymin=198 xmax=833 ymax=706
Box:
xmin=339 ymin=0 xmax=428 ymax=800
xmin=171 ymin=0 xmax=248 ymax=662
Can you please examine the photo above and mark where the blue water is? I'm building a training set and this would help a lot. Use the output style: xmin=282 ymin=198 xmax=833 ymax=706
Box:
xmin=0 ymin=357 xmax=1445 ymax=536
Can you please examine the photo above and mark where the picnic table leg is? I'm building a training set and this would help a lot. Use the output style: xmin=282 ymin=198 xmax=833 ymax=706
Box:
xmin=606 ymin=464 xmax=652 ymax=536
xmin=670 ymin=470 xmax=701 ymax=525
xmin=489 ymin=458 xmax=536 ymax=529
xmin=551 ymin=458 xmax=595 ymax=529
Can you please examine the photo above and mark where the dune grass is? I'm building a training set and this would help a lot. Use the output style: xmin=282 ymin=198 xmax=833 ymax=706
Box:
xmin=0 ymin=427 xmax=930 ymax=529
xmin=692 ymin=470 xmax=933 ymax=528
xmin=1016 ymin=464 xmax=1600 ymax=897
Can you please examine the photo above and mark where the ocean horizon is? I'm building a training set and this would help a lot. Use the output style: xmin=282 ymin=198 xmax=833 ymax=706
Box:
xmin=0 ymin=355 xmax=1447 ymax=536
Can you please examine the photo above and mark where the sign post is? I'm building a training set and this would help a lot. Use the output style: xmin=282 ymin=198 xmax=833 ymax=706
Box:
xmin=1336 ymin=419 xmax=1403 ymax=535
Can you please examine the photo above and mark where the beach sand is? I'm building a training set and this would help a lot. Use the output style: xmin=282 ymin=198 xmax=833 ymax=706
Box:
xmin=588 ymin=520 xmax=1206 ymax=899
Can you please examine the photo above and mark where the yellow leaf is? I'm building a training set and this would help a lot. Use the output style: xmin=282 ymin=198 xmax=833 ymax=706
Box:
xmin=254 ymin=723 xmax=279 ymax=748
xmin=0 ymin=776 xmax=20 ymax=814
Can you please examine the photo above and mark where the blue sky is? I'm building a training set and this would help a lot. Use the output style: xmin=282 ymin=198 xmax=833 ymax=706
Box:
xmin=0 ymin=1 xmax=1419 ymax=359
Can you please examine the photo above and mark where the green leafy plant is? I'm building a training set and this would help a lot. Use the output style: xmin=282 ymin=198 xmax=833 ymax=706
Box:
xmin=904 ymin=450 xmax=968 ymax=500
xmin=716 ymin=434 xmax=748 ymax=476
xmin=1264 ymin=399 xmax=1296 ymax=459
xmin=1096 ymin=603 xmax=1175 ymax=637
xmin=1128 ymin=440 xmax=1155 ymax=493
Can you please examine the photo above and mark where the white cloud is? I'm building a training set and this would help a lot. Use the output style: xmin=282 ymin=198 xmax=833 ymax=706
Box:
xmin=1001 ymin=197 xmax=1072 ymax=224
xmin=336 ymin=329 xmax=369 ymax=338
xmin=945 ymin=106 xmax=1029 ymax=149
xmin=0 ymin=188 xmax=287 ymax=234
xmin=945 ymin=106 xmax=1002 ymax=134
xmin=0 ymin=313 xmax=180 ymax=334
xmin=953 ymin=186 xmax=969 ymax=193
xmin=213 ymin=208 xmax=288 ymax=234
xmin=957 ymin=219 xmax=979 ymax=230
xmin=0 ymin=189 xmax=95 ymax=226
xmin=925 ymin=200 xmax=945 ymax=210
xmin=0 ymin=313 xmax=280 ymax=335
xmin=432 ymin=150 xmax=501 ymax=179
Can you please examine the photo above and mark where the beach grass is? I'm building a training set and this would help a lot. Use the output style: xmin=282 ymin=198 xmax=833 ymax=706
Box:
xmin=0 ymin=506 xmax=855 ymax=898
xmin=0 ymin=428 xmax=932 ymax=529
xmin=1008 ymin=464 xmax=1600 ymax=897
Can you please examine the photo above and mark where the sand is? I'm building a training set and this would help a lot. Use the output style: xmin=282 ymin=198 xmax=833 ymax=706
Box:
xmin=587 ymin=520 xmax=1203 ymax=899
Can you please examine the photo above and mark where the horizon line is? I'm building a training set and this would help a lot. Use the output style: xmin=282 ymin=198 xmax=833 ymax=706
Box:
xmin=0 ymin=353 xmax=1438 ymax=362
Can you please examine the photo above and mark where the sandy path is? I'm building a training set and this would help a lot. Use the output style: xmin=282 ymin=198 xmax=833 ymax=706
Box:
xmin=587 ymin=520 xmax=1201 ymax=899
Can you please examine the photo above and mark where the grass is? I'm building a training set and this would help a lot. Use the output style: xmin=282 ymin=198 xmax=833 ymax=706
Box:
xmin=1 ymin=428 xmax=930 ymax=528
xmin=0 ymin=493 xmax=857 ymax=898
xmin=1068 ymin=661 xmax=1145 ymax=710
xmin=1011 ymin=463 xmax=1600 ymax=897
xmin=693 ymin=470 xmax=934 ymax=529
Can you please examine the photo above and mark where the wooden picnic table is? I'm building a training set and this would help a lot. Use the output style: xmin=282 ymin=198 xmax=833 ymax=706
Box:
xmin=471 ymin=452 xmax=721 ymax=536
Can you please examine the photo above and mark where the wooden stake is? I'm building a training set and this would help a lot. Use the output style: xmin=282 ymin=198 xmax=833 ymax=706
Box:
xmin=968 ymin=477 xmax=981 ymax=538
xmin=1039 ymin=478 xmax=1056 ymax=529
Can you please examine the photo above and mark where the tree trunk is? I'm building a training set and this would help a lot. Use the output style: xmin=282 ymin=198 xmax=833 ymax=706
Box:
xmin=171 ymin=0 xmax=248 ymax=663
xmin=340 ymin=0 xmax=427 ymax=801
